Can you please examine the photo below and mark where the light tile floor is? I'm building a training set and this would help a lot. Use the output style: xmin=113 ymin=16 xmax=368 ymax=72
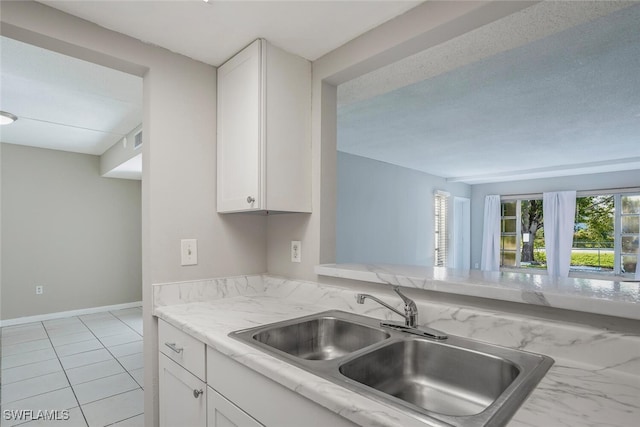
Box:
xmin=1 ymin=308 xmax=144 ymax=427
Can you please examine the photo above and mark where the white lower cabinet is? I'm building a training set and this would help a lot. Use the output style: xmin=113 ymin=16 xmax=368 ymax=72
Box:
xmin=159 ymin=353 xmax=207 ymax=427
xmin=158 ymin=322 xmax=358 ymax=427
xmin=207 ymin=347 xmax=358 ymax=427
xmin=208 ymin=387 xmax=263 ymax=427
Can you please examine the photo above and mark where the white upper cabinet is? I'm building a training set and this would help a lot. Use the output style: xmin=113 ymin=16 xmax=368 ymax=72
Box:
xmin=217 ymin=39 xmax=311 ymax=213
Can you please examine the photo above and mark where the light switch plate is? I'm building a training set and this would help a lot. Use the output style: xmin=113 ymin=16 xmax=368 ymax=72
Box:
xmin=181 ymin=239 xmax=198 ymax=266
xmin=291 ymin=240 xmax=301 ymax=263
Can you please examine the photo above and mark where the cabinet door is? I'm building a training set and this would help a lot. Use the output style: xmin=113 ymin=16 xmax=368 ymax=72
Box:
xmin=217 ymin=39 xmax=263 ymax=213
xmin=208 ymin=386 xmax=264 ymax=427
xmin=159 ymin=353 xmax=206 ymax=427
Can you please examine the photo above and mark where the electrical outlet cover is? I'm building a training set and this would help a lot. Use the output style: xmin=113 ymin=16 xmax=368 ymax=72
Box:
xmin=291 ymin=241 xmax=301 ymax=263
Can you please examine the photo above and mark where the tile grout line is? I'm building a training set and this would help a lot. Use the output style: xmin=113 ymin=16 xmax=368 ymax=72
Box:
xmin=104 ymin=412 xmax=144 ymax=427
xmin=74 ymin=379 xmax=142 ymax=407
xmin=105 ymin=310 xmax=144 ymax=389
xmin=1 ymin=353 xmax=59 ymax=372
xmin=68 ymin=368 xmax=132 ymax=388
xmin=2 ymin=309 xmax=144 ymax=427
xmin=48 ymin=333 xmax=98 ymax=348
xmin=1 ymin=365 xmax=64 ymax=388
xmin=2 ymin=321 xmax=84 ymax=426
xmin=76 ymin=314 xmax=144 ymax=424
xmin=108 ymin=309 xmax=144 ymax=337
xmin=41 ymin=317 xmax=91 ymax=427
xmin=0 ymin=334 xmax=50 ymax=348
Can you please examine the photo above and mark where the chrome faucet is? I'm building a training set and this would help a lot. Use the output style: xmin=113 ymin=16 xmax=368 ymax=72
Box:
xmin=356 ymin=286 xmax=447 ymax=340
xmin=356 ymin=286 xmax=418 ymax=327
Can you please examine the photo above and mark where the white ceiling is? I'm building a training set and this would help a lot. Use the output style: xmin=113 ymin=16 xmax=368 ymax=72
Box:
xmin=38 ymin=0 xmax=422 ymax=65
xmin=0 ymin=0 xmax=420 ymax=173
xmin=102 ymin=153 xmax=143 ymax=180
xmin=3 ymin=1 xmax=638 ymax=185
xmin=337 ymin=1 xmax=640 ymax=184
xmin=0 ymin=36 xmax=143 ymax=156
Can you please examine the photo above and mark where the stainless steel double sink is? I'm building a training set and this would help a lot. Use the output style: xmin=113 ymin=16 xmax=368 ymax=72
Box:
xmin=230 ymin=310 xmax=553 ymax=427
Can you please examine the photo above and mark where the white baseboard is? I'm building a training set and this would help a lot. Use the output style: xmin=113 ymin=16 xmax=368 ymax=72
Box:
xmin=0 ymin=301 xmax=143 ymax=328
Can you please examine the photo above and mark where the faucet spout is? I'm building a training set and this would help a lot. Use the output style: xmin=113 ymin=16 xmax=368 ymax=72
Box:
xmin=356 ymin=287 xmax=448 ymax=340
xmin=356 ymin=293 xmax=407 ymax=323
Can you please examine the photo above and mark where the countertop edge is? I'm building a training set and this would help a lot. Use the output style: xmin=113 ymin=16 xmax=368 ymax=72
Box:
xmin=315 ymin=264 xmax=640 ymax=320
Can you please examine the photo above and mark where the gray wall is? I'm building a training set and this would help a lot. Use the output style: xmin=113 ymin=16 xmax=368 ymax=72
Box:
xmin=336 ymin=151 xmax=470 ymax=266
xmin=1 ymin=3 xmax=268 ymax=423
xmin=266 ymin=1 xmax=534 ymax=281
xmin=470 ymin=169 xmax=640 ymax=268
xmin=1 ymin=143 xmax=142 ymax=319
xmin=0 ymin=2 xmax=566 ymax=425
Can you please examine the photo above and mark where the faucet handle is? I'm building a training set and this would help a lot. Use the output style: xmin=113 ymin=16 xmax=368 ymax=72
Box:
xmin=392 ymin=286 xmax=417 ymax=310
xmin=392 ymin=286 xmax=418 ymax=327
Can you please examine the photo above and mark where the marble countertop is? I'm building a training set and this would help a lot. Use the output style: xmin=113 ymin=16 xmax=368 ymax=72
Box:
xmin=154 ymin=293 xmax=639 ymax=427
xmin=316 ymin=263 xmax=640 ymax=320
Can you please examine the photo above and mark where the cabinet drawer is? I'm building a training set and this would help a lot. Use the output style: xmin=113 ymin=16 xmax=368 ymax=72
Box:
xmin=158 ymin=319 xmax=205 ymax=380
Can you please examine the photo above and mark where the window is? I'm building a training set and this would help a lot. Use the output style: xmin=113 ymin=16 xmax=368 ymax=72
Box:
xmin=434 ymin=192 xmax=449 ymax=267
xmin=499 ymin=190 xmax=640 ymax=277
xmin=500 ymin=199 xmax=544 ymax=269
xmin=573 ymin=195 xmax=614 ymax=273
xmin=620 ymin=194 xmax=640 ymax=274
xmin=500 ymin=200 xmax=518 ymax=267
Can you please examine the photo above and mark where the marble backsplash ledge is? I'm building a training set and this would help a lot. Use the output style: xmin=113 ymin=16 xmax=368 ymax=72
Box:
xmin=151 ymin=273 xmax=639 ymax=376
xmin=153 ymin=274 xmax=264 ymax=309
xmin=316 ymin=263 xmax=640 ymax=321
xmin=262 ymin=275 xmax=640 ymax=377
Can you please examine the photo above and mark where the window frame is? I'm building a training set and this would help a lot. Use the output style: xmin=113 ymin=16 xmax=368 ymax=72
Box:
xmin=618 ymin=192 xmax=640 ymax=275
xmin=434 ymin=191 xmax=450 ymax=267
xmin=498 ymin=187 xmax=639 ymax=279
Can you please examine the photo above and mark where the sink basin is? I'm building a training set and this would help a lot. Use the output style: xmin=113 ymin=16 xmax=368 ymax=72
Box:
xmin=339 ymin=338 xmax=519 ymax=416
xmin=230 ymin=310 xmax=553 ymax=426
xmin=252 ymin=316 xmax=390 ymax=360
xmin=231 ymin=311 xmax=390 ymax=361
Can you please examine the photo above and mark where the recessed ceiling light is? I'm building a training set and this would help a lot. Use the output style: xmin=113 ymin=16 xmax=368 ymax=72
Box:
xmin=0 ymin=111 xmax=18 ymax=125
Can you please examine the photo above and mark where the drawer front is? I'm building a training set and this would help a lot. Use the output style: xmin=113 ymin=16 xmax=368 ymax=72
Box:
xmin=158 ymin=319 xmax=205 ymax=380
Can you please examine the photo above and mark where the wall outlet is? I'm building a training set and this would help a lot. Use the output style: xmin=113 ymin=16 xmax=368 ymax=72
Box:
xmin=474 ymin=262 xmax=479 ymax=269
xmin=35 ymin=285 xmax=44 ymax=295
xmin=291 ymin=241 xmax=301 ymax=263
xmin=181 ymin=239 xmax=198 ymax=266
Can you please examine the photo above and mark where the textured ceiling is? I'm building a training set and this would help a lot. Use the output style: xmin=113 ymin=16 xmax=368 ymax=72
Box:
xmin=4 ymin=1 xmax=639 ymax=184
xmin=337 ymin=2 xmax=640 ymax=183
xmin=0 ymin=36 xmax=143 ymax=155
xmin=1 ymin=0 xmax=420 ymax=159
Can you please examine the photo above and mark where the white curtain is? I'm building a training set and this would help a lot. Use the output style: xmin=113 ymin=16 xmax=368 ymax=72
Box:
xmin=480 ymin=195 xmax=501 ymax=271
xmin=543 ymin=191 xmax=577 ymax=278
